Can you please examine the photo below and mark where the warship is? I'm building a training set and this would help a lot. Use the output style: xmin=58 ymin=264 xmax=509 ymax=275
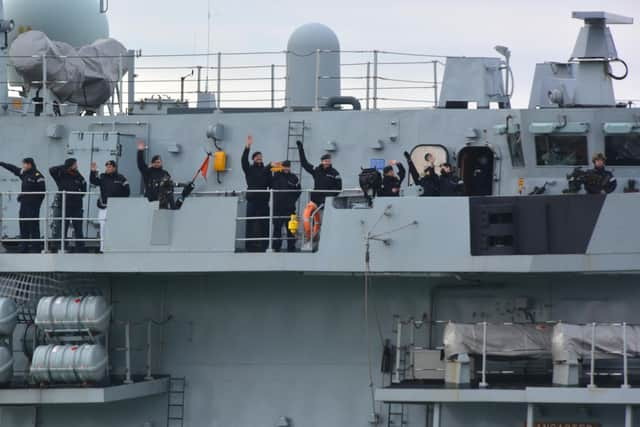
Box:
xmin=0 ymin=1 xmax=638 ymax=426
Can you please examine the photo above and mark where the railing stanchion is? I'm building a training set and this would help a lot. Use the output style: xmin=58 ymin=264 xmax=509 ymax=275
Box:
xmin=118 ymin=54 xmax=124 ymax=114
xmin=479 ymin=321 xmax=488 ymax=388
xmin=365 ymin=62 xmax=371 ymax=110
xmin=625 ymin=405 xmax=633 ymax=427
xmin=623 ymin=322 xmax=630 ymax=388
xmin=373 ymin=50 xmax=378 ymax=110
xmin=526 ymin=404 xmax=534 ymax=427
xmin=433 ymin=60 xmax=439 ymax=107
xmin=60 ymin=191 xmax=66 ymax=254
xmin=43 ymin=191 xmax=49 ymax=253
xmin=145 ymin=320 xmax=153 ymax=380
xmin=216 ymin=52 xmax=222 ymax=110
xmin=394 ymin=318 xmax=402 ymax=383
xmin=270 ymin=64 xmax=275 ymax=109
xmin=41 ymin=54 xmax=48 ymax=116
xmin=314 ymin=49 xmax=321 ymax=111
xmin=589 ymin=322 xmax=597 ymax=389
xmin=267 ymin=189 xmax=274 ymax=252
xmin=124 ymin=321 xmax=132 ymax=384
xmin=432 ymin=403 xmax=441 ymax=427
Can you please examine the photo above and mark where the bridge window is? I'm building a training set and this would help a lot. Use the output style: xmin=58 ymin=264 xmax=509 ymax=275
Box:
xmin=534 ymin=135 xmax=588 ymax=166
xmin=605 ymin=134 xmax=640 ymax=166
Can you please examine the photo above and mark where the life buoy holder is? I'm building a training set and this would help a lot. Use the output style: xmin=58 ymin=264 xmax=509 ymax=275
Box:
xmin=303 ymin=201 xmax=321 ymax=241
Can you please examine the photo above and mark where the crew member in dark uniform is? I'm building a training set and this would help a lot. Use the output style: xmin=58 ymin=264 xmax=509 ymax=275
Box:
xmin=439 ymin=163 xmax=464 ymax=196
xmin=137 ymin=140 xmax=171 ymax=202
xmin=241 ymin=136 xmax=271 ymax=252
xmin=90 ymin=160 xmax=130 ymax=252
xmin=380 ymin=160 xmax=405 ymax=197
xmin=586 ymin=153 xmax=617 ymax=194
xmin=0 ymin=158 xmax=45 ymax=252
xmin=404 ymin=151 xmax=439 ymax=196
xmin=296 ymin=140 xmax=342 ymax=241
xmin=271 ymin=160 xmax=301 ymax=252
xmin=49 ymin=158 xmax=87 ymax=252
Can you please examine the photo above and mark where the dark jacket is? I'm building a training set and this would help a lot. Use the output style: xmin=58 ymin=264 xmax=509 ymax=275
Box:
xmin=439 ymin=171 xmax=464 ymax=196
xmin=407 ymin=160 xmax=439 ymax=196
xmin=241 ymin=147 xmax=271 ymax=204
xmin=90 ymin=171 xmax=130 ymax=209
xmin=585 ymin=166 xmax=617 ymax=194
xmin=380 ymin=164 xmax=406 ymax=197
xmin=271 ymin=171 xmax=301 ymax=214
xmin=137 ymin=151 xmax=171 ymax=202
xmin=0 ymin=162 xmax=45 ymax=205
xmin=297 ymin=143 xmax=342 ymax=205
xmin=49 ymin=165 xmax=87 ymax=209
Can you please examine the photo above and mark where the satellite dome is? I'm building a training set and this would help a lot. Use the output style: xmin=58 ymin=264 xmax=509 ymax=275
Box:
xmin=286 ymin=23 xmax=341 ymax=109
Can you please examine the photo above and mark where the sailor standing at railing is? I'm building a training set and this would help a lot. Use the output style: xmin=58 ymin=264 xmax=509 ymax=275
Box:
xmin=90 ymin=161 xmax=130 ymax=253
xmin=241 ymin=135 xmax=272 ymax=252
xmin=49 ymin=159 xmax=87 ymax=253
xmin=296 ymin=140 xmax=342 ymax=241
xmin=0 ymin=158 xmax=45 ymax=253
xmin=137 ymin=141 xmax=172 ymax=202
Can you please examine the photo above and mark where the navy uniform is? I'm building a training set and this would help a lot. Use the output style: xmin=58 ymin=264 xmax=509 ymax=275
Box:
xmin=586 ymin=153 xmax=617 ymax=194
xmin=380 ymin=163 xmax=406 ymax=197
xmin=90 ymin=161 xmax=130 ymax=251
xmin=0 ymin=158 xmax=45 ymax=252
xmin=271 ymin=161 xmax=301 ymax=252
xmin=137 ymin=151 xmax=171 ymax=202
xmin=241 ymin=145 xmax=272 ymax=252
xmin=439 ymin=163 xmax=464 ymax=196
xmin=296 ymin=141 xmax=342 ymax=206
xmin=49 ymin=158 xmax=87 ymax=252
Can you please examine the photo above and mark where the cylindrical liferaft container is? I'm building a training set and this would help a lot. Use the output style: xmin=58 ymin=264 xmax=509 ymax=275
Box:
xmin=35 ymin=296 xmax=110 ymax=333
xmin=31 ymin=344 xmax=107 ymax=384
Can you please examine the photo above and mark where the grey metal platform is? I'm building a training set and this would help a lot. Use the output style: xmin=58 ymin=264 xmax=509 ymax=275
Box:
xmin=0 ymin=378 xmax=168 ymax=405
xmin=376 ymin=386 xmax=640 ymax=405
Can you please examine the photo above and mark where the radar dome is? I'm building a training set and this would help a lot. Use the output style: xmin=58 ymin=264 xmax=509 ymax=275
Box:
xmin=5 ymin=0 xmax=109 ymax=47
xmin=286 ymin=23 xmax=341 ymax=109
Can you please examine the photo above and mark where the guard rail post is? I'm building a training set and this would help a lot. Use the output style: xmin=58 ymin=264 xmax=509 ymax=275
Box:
xmin=41 ymin=54 xmax=48 ymax=116
xmin=124 ymin=321 xmax=132 ymax=384
xmin=622 ymin=322 xmax=629 ymax=388
xmin=216 ymin=52 xmax=222 ymax=111
xmin=60 ymin=191 xmax=66 ymax=254
xmin=145 ymin=320 xmax=153 ymax=381
xmin=394 ymin=318 xmax=402 ymax=383
xmin=479 ymin=321 xmax=488 ymax=388
xmin=365 ymin=62 xmax=371 ymax=110
xmin=372 ymin=50 xmax=378 ymax=110
xmin=267 ymin=189 xmax=274 ymax=252
xmin=270 ymin=64 xmax=275 ymax=109
xmin=43 ymin=191 xmax=49 ymax=253
xmin=588 ymin=322 xmax=597 ymax=389
xmin=314 ymin=49 xmax=321 ymax=111
xmin=433 ymin=61 xmax=439 ymax=106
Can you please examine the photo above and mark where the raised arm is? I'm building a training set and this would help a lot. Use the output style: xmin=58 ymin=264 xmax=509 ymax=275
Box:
xmin=403 ymin=152 xmax=420 ymax=184
xmin=241 ymin=147 xmax=251 ymax=174
xmin=396 ymin=163 xmax=406 ymax=184
xmin=0 ymin=162 xmax=22 ymax=177
xmin=90 ymin=164 xmax=101 ymax=187
xmin=296 ymin=140 xmax=315 ymax=175
xmin=137 ymin=149 xmax=149 ymax=176
xmin=49 ymin=165 xmax=65 ymax=183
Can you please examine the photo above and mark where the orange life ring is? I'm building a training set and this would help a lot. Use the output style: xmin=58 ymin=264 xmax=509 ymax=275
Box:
xmin=303 ymin=201 xmax=321 ymax=241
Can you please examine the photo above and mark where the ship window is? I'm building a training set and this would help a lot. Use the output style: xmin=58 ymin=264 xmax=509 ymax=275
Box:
xmin=535 ymin=135 xmax=588 ymax=166
xmin=605 ymin=134 xmax=640 ymax=166
xmin=507 ymin=132 xmax=525 ymax=168
xmin=409 ymin=145 xmax=449 ymax=183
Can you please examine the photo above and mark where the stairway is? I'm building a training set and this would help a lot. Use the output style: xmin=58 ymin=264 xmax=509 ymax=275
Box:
xmin=167 ymin=377 xmax=186 ymax=427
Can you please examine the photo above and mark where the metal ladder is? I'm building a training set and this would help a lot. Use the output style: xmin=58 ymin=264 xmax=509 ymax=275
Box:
xmin=386 ymin=403 xmax=407 ymax=427
xmin=286 ymin=120 xmax=306 ymax=186
xmin=167 ymin=377 xmax=186 ymax=427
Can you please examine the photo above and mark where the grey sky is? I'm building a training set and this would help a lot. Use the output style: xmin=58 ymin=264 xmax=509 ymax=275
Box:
xmin=108 ymin=0 xmax=639 ymax=107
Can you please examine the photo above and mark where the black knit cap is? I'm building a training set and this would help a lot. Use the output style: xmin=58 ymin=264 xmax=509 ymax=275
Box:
xmin=321 ymin=154 xmax=331 ymax=161
xmin=105 ymin=160 xmax=117 ymax=168
xmin=281 ymin=160 xmax=291 ymax=167
xmin=64 ymin=158 xmax=77 ymax=169
xmin=252 ymin=151 xmax=262 ymax=160
xmin=151 ymin=155 xmax=162 ymax=163
xmin=22 ymin=157 xmax=35 ymax=167
xmin=383 ymin=165 xmax=393 ymax=174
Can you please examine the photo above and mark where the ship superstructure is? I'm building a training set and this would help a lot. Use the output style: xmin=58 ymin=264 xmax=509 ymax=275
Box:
xmin=0 ymin=2 xmax=637 ymax=427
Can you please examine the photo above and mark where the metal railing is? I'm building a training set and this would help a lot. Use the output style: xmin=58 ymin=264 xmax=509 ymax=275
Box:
xmin=394 ymin=318 xmax=640 ymax=389
xmin=0 ymin=190 xmax=102 ymax=253
xmin=0 ymin=188 xmax=365 ymax=254
xmin=6 ymin=49 xmax=446 ymax=114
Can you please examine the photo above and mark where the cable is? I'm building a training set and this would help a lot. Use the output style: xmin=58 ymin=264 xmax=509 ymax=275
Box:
xmin=607 ymin=58 xmax=629 ymax=81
